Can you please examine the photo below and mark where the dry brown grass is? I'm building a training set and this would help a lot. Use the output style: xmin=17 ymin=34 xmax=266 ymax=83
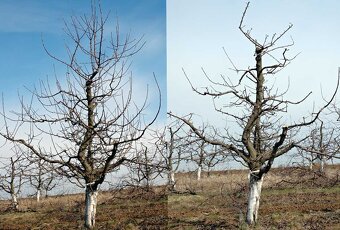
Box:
xmin=0 ymin=165 xmax=339 ymax=229
xmin=0 ymin=187 xmax=168 ymax=229
xmin=169 ymin=164 xmax=340 ymax=229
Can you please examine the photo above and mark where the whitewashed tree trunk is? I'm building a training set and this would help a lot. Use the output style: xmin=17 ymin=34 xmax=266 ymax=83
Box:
xmin=84 ymin=187 xmax=98 ymax=229
xmin=169 ymin=170 xmax=176 ymax=189
xmin=11 ymin=193 xmax=18 ymax=210
xmin=319 ymin=156 xmax=325 ymax=173
xmin=36 ymin=189 xmax=41 ymax=202
xmin=246 ymin=171 xmax=264 ymax=225
xmin=197 ymin=165 xmax=202 ymax=180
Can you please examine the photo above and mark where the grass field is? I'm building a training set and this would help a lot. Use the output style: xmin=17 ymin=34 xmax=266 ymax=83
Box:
xmin=169 ymin=165 xmax=340 ymax=229
xmin=0 ymin=165 xmax=339 ymax=229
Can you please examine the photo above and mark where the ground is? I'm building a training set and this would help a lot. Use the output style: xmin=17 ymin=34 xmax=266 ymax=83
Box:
xmin=0 ymin=165 xmax=339 ymax=229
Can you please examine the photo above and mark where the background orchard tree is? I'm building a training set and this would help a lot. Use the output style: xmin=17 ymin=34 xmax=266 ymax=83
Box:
xmin=203 ymin=145 xmax=226 ymax=177
xmin=186 ymin=126 xmax=226 ymax=180
xmin=191 ymin=139 xmax=207 ymax=181
xmin=169 ymin=2 xmax=339 ymax=225
xmin=158 ymin=117 xmax=192 ymax=190
xmin=0 ymin=149 xmax=26 ymax=211
xmin=41 ymin=171 xmax=58 ymax=199
xmin=124 ymin=142 xmax=163 ymax=191
xmin=27 ymin=157 xmax=58 ymax=202
xmin=0 ymin=4 xmax=160 ymax=229
xmin=296 ymin=119 xmax=340 ymax=173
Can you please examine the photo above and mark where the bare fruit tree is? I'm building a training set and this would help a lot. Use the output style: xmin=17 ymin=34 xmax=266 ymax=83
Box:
xmin=27 ymin=157 xmax=58 ymax=202
xmin=0 ymin=5 xmax=160 ymax=229
xmin=186 ymin=127 xmax=226 ymax=180
xmin=125 ymin=142 xmax=163 ymax=191
xmin=0 ymin=149 xmax=26 ymax=211
xmin=158 ymin=117 xmax=190 ymax=190
xmin=169 ymin=2 xmax=339 ymax=225
xmin=296 ymin=119 xmax=340 ymax=173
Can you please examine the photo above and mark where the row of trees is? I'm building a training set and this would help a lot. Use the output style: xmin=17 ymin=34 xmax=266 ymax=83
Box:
xmin=0 ymin=1 xmax=339 ymax=229
xmin=0 ymin=117 xmax=228 ymax=209
xmin=1 ymin=109 xmax=339 ymax=224
xmin=0 ymin=149 xmax=58 ymax=208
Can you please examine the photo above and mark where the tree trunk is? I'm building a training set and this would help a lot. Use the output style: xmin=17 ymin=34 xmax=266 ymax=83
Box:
xmin=207 ymin=167 xmax=211 ymax=177
xmin=169 ymin=170 xmax=176 ymax=190
xmin=45 ymin=188 xmax=49 ymax=198
xmin=11 ymin=193 xmax=18 ymax=210
xmin=319 ymin=156 xmax=325 ymax=173
xmin=37 ymin=189 xmax=41 ymax=202
xmin=197 ymin=165 xmax=202 ymax=180
xmin=246 ymin=171 xmax=264 ymax=225
xmin=84 ymin=186 xmax=98 ymax=229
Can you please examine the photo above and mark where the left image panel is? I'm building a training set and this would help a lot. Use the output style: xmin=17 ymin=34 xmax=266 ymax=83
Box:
xmin=0 ymin=0 xmax=167 ymax=229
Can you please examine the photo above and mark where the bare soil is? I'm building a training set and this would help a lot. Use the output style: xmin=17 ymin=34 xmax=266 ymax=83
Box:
xmin=0 ymin=165 xmax=339 ymax=229
xmin=169 ymin=165 xmax=340 ymax=229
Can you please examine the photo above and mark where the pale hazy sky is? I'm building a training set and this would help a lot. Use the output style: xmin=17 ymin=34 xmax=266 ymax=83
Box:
xmin=167 ymin=0 xmax=340 ymax=127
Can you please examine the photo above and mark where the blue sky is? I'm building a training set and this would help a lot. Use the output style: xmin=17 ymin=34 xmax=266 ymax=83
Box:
xmin=0 ymin=0 xmax=166 ymax=118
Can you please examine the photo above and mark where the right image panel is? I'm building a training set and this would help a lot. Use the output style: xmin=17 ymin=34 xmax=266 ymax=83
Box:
xmin=167 ymin=0 xmax=340 ymax=228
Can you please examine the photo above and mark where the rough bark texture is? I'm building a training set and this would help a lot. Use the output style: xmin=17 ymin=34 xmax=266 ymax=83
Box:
xmin=246 ymin=171 xmax=264 ymax=225
xmin=84 ymin=187 xmax=98 ymax=229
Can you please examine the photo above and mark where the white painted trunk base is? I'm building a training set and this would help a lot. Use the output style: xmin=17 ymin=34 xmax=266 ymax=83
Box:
xmin=169 ymin=171 xmax=176 ymax=189
xmin=320 ymin=157 xmax=325 ymax=173
xmin=11 ymin=193 xmax=18 ymax=210
xmin=37 ymin=189 xmax=41 ymax=202
xmin=85 ymin=188 xmax=98 ymax=229
xmin=197 ymin=166 xmax=202 ymax=181
xmin=246 ymin=171 xmax=264 ymax=225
